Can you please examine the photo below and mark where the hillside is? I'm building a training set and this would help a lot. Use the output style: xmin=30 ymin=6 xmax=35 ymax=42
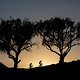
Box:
xmin=0 ymin=60 xmax=80 ymax=80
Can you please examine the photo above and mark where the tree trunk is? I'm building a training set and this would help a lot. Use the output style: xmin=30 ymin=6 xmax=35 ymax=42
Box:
xmin=7 ymin=51 xmax=21 ymax=69
xmin=59 ymin=55 xmax=65 ymax=64
xmin=13 ymin=52 xmax=21 ymax=69
xmin=14 ymin=61 xmax=18 ymax=69
xmin=14 ymin=54 xmax=18 ymax=69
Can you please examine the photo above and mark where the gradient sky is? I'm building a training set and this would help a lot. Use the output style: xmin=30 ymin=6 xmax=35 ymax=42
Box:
xmin=0 ymin=0 xmax=80 ymax=68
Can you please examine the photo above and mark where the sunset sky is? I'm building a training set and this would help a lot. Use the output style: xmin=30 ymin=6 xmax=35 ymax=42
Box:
xmin=0 ymin=0 xmax=80 ymax=68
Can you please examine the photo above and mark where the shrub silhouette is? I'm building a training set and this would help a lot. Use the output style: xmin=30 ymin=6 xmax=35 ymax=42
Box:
xmin=39 ymin=60 xmax=43 ymax=67
xmin=29 ymin=63 xmax=33 ymax=68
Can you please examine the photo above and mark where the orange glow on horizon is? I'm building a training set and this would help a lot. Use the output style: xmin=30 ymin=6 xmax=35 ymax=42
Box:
xmin=18 ymin=46 xmax=59 ymax=68
xmin=0 ymin=43 xmax=80 ymax=68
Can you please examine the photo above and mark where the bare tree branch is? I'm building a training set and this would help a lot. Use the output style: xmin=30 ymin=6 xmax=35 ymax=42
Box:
xmin=7 ymin=51 xmax=15 ymax=61
xmin=21 ymin=43 xmax=37 ymax=51
xmin=45 ymin=43 xmax=61 ymax=56
xmin=63 ymin=37 xmax=77 ymax=50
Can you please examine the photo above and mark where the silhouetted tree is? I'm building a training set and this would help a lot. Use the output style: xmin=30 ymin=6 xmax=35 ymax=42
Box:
xmin=37 ymin=17 xmax=80 ymax=63
xmin=0 ymin=18 xmax=35 ymax=68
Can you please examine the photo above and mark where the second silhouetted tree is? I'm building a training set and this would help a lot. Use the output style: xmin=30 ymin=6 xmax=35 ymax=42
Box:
xmin=37 ymin=17 xmax=80 ymax=63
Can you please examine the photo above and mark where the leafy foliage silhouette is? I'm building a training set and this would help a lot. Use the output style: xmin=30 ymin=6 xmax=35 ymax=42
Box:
xmin=0 ymin=18 xmax=35 ymax=68
xmin=36 ymin=17 xmax=80 ymax=63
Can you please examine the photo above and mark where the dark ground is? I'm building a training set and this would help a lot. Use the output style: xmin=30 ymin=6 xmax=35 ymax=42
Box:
xmin=0 ymin=60 xmax=80 ymax=80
